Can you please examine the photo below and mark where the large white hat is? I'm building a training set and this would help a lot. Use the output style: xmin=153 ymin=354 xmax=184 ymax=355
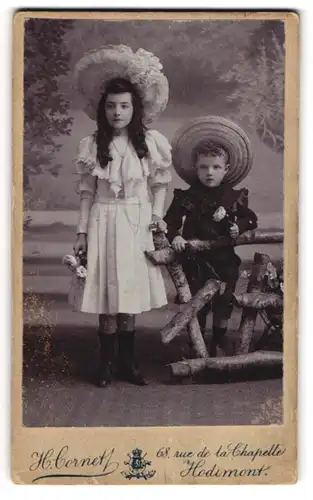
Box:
xmin=75 ymin=45 xmax=169 ymax=123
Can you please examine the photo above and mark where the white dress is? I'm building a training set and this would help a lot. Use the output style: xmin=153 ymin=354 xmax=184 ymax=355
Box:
xmin=71 ymin=129 xmax=172 ymax=315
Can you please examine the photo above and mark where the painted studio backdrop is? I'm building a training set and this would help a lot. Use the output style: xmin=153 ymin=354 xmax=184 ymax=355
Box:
xmin=23 ymin=19 xmax=284 ymax=427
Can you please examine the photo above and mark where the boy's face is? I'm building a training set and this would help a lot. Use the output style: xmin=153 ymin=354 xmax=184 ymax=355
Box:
xmin=195 ymin=153 xmax=229 ymax=188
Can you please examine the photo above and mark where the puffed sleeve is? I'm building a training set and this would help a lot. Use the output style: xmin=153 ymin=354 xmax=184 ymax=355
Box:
xmin=145 ymin=129 xmax=172 ymax=187
xmin=75 ymin=136 xmax=97 ymax=234
xmin=145 ymin=130 xmax=172 ymax=218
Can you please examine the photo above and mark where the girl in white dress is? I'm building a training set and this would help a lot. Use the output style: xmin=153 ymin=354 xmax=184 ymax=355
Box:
xmin=72 ymin=46 xmax=171 ymax=387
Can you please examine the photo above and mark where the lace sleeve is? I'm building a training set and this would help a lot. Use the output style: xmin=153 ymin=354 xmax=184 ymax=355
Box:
xmin=75 ymin=135 xmax=97 ymax=196
xmin=75 ymin=136 xmax=97 ymax=234
xmin=145 ymin=129 xmax=172 ymax=187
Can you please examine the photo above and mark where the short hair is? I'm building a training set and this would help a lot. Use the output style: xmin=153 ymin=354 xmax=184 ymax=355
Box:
xmin=192 ymin=141 xmax=229 ymax=165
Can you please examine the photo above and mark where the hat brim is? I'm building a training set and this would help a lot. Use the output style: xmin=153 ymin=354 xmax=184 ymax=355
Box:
xmin=75 ymin=45 xmax=169 ymax=123
xmin=172 ymin=116 xmax=253 ymax=186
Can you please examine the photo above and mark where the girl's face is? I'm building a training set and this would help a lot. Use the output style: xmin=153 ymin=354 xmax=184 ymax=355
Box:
xmin=195 ymin=153 xmax=229 ymax=188
xmin=105 ymin=92 xmax=134 ymax=130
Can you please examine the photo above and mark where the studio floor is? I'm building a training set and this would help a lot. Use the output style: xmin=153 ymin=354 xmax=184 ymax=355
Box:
xmin=22 ymin=223 xmax=283 ymax=427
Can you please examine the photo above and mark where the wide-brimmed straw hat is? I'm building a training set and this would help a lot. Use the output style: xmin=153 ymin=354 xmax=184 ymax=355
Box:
xmin=172 ymin=116 xmax=253 ymax=186
xmin=75 ymin=45 xmax=169 ymax=124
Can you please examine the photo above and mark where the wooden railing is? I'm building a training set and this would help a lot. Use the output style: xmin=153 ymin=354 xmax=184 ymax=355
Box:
xmin=147 ymin=230 xmax=283 ymax=381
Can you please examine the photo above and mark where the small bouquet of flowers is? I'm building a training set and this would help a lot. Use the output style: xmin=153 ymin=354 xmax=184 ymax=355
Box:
xmin=62 ymin=253 xmax=88 ymax=282
xmin=62 ymin=252 xmax=87 ymax=310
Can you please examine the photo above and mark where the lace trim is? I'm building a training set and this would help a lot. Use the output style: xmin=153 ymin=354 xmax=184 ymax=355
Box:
xmin=75 ymin=130 xmax=172 ymax=195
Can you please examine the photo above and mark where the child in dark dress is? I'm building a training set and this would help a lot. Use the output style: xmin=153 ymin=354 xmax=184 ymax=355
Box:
xmin=164 ymin=117 xmax=258 ymax=356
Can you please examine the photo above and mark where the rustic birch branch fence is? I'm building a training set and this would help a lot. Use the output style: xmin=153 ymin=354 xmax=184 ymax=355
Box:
xmin=149 ymin=229 xmax=284 ymax=382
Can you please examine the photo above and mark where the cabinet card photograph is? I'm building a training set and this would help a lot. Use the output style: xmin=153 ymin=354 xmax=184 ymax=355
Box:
xmin=12 ymin=11 xmax=298 ymax=484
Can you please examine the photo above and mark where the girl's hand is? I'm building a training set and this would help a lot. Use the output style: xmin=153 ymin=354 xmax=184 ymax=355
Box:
xmin=172 ymin=235 xmax=187 ymax=252
xmin=149 ymin=215 xmax=168 ymax=233
xmin=229 ymin=223 xmax=239 ymax=239
xmin=74 ymin=233 xmax=87 ymax=257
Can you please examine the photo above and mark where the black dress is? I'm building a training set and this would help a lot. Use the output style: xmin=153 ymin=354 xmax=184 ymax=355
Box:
xmin=164 ymin=180 xmax=258 ymax=321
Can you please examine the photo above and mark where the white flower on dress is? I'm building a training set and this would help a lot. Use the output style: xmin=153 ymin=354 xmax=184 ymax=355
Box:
xmin=213 ymin=206 xmax=227 ymax=222
xmin=280 ymin=282 xmax=284 ymax=293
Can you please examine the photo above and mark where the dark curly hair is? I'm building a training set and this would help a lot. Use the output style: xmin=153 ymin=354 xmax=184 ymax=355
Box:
xmin=192 ymin=141 xmax=229 ymax=165
xmin=95 ymin=78 xmax=149 ymax=169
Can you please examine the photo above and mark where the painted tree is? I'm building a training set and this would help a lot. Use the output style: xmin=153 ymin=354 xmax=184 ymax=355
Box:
xmin=221 ymin=21 xmax=285 ymax=152
xmin=63 ymin=19 xmax=262 ymax=111
xmin=23 ymin=19 xmax=74 ymax=191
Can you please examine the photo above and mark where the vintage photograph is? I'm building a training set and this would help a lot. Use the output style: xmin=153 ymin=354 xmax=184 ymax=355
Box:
xmin=22 ymin=17 xmax=285 ymax=428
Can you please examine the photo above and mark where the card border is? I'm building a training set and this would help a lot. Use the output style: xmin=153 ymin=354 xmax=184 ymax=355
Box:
xmin=12 ymin=10 xmax=299 ymax=485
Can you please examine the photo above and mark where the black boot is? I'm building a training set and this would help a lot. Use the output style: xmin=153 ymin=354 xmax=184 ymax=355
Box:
xmin=210 ymin=327 xmax=227 ymax=357
xmin=97 ymin=331 xmax=116 ymax=388
xmin=198 ymin=309 xmax=208 ymax=335
xmin=117 ymin=331 xmax=147 ymax=386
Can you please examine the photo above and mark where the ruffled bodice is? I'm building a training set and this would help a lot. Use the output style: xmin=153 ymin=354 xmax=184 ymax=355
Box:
xmin=76 ymin=129 xmax=172 ymax=199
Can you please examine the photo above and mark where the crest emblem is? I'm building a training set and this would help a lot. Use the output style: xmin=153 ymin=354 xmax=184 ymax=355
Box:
xmin=121 ymin=448 xmax=156 ymax=480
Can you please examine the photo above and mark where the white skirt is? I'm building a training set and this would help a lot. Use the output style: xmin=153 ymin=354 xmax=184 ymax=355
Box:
xmin=77 ymin=198 xmax=168 ymax=314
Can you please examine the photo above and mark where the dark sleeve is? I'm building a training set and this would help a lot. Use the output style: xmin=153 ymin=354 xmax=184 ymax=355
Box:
xmin=164 ymin=189 xmax=186 ymax=243
xmin=234 ymin=189 xmax=258 ymax=234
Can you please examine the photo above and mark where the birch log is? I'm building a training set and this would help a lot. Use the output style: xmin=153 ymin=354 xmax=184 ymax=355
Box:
xmin=152 ymin=232 xmax=191 ymax=303
xmin=146 ymin=230 xmax=284 ymax=266
xmin=169 ymin=351 xmax=283 ymax=378
xmin=234 ymin=292 xmax=283 ymax=310
xmin=186 ymin=230 xmax=284 ymax=252
xmin=152 ymin=232 xmax=208 ymax=357
xmin=161 ymin=279 xmax=221 ymax=344
xmin=236 ymin=253 xmax=271 ymax=355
